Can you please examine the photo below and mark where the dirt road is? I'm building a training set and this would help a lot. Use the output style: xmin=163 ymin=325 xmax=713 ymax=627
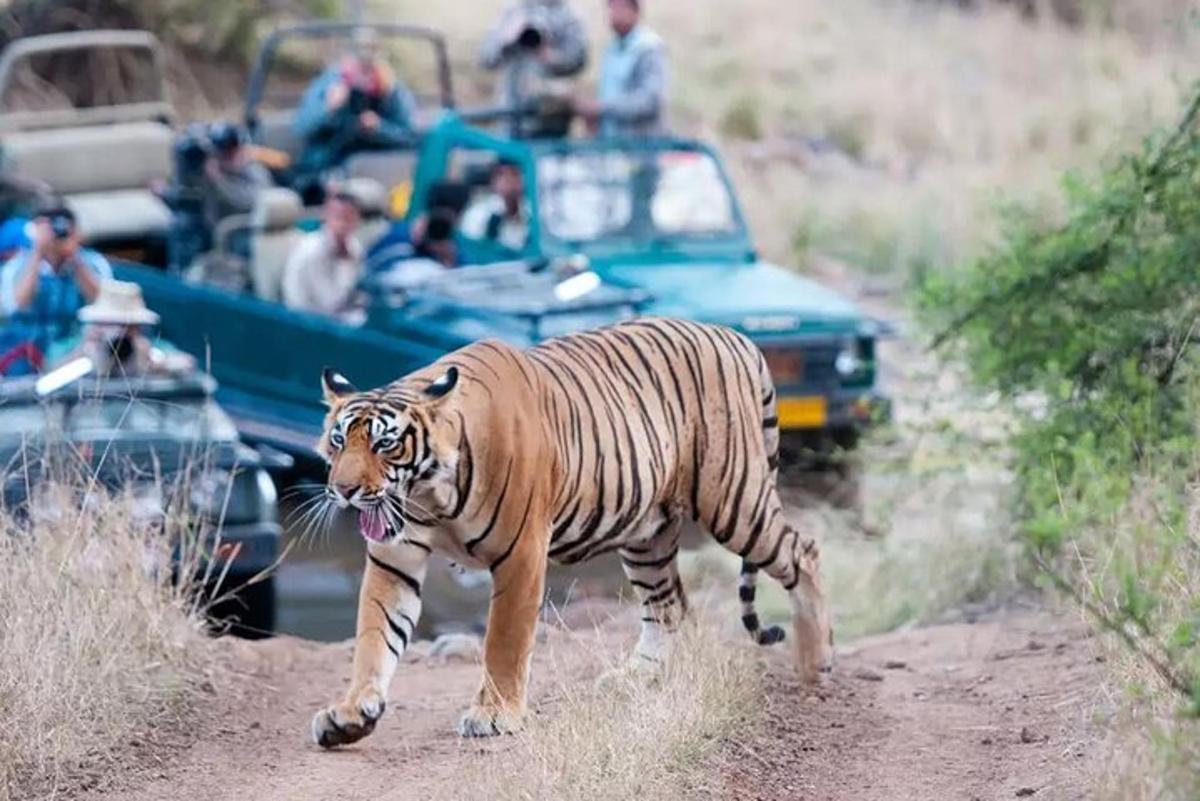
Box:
xmin=88 ymin=601 xmax=1104 ymax=801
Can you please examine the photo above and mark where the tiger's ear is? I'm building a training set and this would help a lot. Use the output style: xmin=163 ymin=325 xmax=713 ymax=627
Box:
xmin=423 ymin=366 xmax=458 ymax=400
xmin=321 ymin=367 xmax=358 ymax=406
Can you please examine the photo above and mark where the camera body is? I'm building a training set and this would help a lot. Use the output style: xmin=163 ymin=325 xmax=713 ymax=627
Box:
xmin=346 ymin=86 xmax=383 ymax=117
xmin=48 ymin=212 xmax=73 ymax=241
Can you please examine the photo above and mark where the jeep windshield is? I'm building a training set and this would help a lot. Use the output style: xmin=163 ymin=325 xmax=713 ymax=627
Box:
xmin=536 ymin=143 xmax=745 ymax=251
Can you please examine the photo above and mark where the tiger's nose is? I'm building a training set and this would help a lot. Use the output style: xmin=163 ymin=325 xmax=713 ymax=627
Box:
xmin=332 ymin=482 xmax=360 ymax=502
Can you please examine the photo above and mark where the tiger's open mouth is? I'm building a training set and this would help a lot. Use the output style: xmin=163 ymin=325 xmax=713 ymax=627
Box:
xmin=358 ymin=507 xmax=400 ymax=543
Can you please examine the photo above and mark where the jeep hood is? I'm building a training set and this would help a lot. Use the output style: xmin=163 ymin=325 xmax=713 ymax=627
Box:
xmin=599 ymin=261 xmax=864 ymax=336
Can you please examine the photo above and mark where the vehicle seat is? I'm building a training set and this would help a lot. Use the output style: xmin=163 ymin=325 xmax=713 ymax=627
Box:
xmin=340 ymin=177 xmax=390 ymax=252
xmin=344 ymin=151 xmax=418 ymax=195
xmin=250 ymin=188 xmax=303 ymax=302
xmin=1 ymin=120 xmax=172 ymax=245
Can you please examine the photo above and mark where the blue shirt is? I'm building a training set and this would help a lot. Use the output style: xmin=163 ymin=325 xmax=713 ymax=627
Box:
xmin=293 ymin=67 xmax=418 ymax=177
xmin=0 ymin=248 xmax=113 ymax=348
xmin=597 ymin=26 xmax=667 ymax=137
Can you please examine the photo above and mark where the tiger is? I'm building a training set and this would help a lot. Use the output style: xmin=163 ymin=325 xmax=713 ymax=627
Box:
xmin=310 ymin=317 xmax=832 ymax=748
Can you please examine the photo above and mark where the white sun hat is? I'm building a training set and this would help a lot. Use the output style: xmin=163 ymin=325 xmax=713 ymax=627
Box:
xmin=77 ymin=279 xmax=160 ymax=326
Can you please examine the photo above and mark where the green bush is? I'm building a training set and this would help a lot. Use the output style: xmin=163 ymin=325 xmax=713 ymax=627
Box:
xmin=922 ymin=87 xmax=1200 ymax=793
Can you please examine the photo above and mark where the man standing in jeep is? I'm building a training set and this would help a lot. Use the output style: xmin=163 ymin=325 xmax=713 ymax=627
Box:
xmin=574 ymin=0 xmax=667 ymax=137
xmin=479 ymin=0 xmax=588 ymax=137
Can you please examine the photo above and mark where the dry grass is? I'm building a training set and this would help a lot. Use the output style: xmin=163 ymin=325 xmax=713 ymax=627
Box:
xmin=459 ymin=605 xmax=762 ymax=801
xmin=0 ymin=486 xmax=211 ymax=800
xmin=1058 ymin=468 xmax=1200 ymax=800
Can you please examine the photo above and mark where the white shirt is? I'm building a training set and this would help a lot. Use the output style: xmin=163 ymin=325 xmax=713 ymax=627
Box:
xmin=459 ymin=195 xmax=530 ymax=254
xmin=281 ymin=230 xmax=363 ymax=317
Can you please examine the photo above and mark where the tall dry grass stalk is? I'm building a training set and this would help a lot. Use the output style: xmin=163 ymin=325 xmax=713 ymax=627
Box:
xmin=461 ymin=606 xmax=762 ymax=801
xmin=0 ymin=487 xmax=210 ymax=800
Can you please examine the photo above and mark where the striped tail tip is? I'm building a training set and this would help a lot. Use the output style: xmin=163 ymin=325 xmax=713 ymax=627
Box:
xmin=739 ymin=562 xmax=787 ymax=646
xmin=757 ymin=624 xmax=787 ymax=645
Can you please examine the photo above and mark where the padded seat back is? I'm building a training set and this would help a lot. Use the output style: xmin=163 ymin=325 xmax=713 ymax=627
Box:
xmin=250 ymin=187 xmax=304 ymax=303
xmin=3 ymin=120 xmax=172 ymax=194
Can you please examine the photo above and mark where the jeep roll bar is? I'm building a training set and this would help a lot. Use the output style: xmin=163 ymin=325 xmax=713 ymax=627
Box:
xmin=0 ymin=30 xmax=172 ymax=132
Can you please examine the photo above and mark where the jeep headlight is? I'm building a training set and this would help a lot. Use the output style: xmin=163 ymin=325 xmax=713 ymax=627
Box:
xmin=834 ymin=337 xmax=863 ymax=378
xmin=835 ymin=336 xmax=874 ymax=382
xmin=188 ymin=467 xmax=264 ymax=525
xmin=188 ymin=469 xmax=232 ymax=520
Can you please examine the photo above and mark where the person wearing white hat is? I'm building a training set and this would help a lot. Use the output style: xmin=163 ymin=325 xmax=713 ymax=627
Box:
xmin=47 ymin=279 xmax=194 ymax=378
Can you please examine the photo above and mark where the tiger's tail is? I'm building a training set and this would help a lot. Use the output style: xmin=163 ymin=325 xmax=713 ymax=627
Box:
xmin=739 ymin=562 xmax=786 ymax=645
xmin=738 ymin=350 xmax=787 ymax=646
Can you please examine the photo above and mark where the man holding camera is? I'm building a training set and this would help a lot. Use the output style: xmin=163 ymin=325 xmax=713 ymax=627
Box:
xmin=0 ymin=203 xmax=112 ymax=366
xmin=479 ymin=0 xmax=588 ymax=137
xmin=204 ymin=123 xmax=273 ymax=236
xmin=294 ymin=35 xmax=417 ymax=196
xmin=46 ymin=279 xmax=195 ymax=379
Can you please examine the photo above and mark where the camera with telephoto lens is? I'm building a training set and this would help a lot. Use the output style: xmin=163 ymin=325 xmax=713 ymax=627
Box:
xmin=172 ymin=126 xmax=210 ymax=181
xmin=516 ymin=24 xmax=543 ymax=49
xmin=511 ymin=7 xmax=548 ymax=50
xmin=346 ymin=86 xmax=383 ymax=116
xmin=109 ymin=334 xmax=135 ymax=364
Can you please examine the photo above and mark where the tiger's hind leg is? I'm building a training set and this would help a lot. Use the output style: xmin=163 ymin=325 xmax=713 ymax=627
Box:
xmin=618 ymin=513 xmax=687 ymax=666
xmin=709 ymin=481 xmax=833 ymax=683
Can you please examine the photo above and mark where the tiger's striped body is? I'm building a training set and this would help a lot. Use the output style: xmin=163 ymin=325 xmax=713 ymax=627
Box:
xmin=311 ymin=318 xmax=830 ymax=747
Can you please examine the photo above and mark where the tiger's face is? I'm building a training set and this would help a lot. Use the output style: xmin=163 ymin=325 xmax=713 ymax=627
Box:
xmin=319 ymin=367 xmax=459 ymax=543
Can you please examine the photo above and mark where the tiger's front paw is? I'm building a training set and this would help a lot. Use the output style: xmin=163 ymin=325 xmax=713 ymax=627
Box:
xmin=455 ymin=703 xmax=524 ymax=738
xmin=311 ymin=687 xmax=386 ymax=749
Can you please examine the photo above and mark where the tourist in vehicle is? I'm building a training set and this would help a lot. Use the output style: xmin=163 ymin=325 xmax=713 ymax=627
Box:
xmin=459 ymin=159 xmax=530 ymax=258
xmin=479 ymin=0 xmax=588 ymax=137
xmin=293 ymin=33 xmax=417 ymax=198
xmin=0 ymin=203 xmax=111 ymax=373
xmin=47 ymin=279 xmax=194 ymax=378
xmin=204 ymin=122 xmax=273 ymax=256
xmin=281 ymin=190 xmax=364 ymax=320
xmin=363 ymin=180 xmax=472 ymax=275
xmin=573 ymin=0 xmax=667 ymax=136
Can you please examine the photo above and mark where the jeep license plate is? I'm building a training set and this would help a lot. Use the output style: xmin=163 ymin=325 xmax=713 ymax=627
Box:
xmin=776 ymin=396 xmax=827 ymax=429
